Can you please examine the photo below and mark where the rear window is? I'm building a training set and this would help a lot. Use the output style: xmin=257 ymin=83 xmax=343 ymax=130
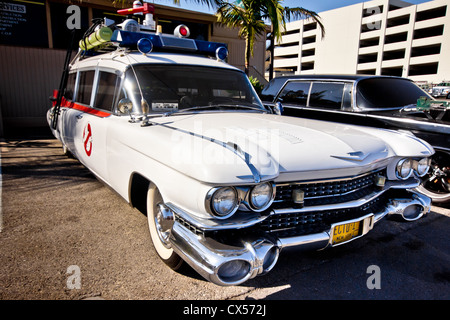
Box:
xmin=356 ymin=78 xmax=431 ymax=109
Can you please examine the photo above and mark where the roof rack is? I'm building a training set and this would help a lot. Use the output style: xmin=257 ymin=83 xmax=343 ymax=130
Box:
xmin=77 ymin=1 xmax=228 ymax=61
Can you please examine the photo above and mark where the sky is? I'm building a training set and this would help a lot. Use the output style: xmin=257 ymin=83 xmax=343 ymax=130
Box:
xmin=147 ymin=0 xmax=430 ymax=17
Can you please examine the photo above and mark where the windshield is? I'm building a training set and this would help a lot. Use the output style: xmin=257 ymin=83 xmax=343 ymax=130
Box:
xmin=120 ymin=64 xmax=265 ymax=115
xmin=356 ymin=78 xmax=432 ymax=109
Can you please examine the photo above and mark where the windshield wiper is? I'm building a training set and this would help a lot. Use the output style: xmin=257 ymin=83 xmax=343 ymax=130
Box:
xmin=164 ymin=104 xmax=266 ymax=116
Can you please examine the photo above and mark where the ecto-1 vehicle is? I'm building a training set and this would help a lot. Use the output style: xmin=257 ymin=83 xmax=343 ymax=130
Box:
xmin=48 ymin=4 xmax=434 ymax=286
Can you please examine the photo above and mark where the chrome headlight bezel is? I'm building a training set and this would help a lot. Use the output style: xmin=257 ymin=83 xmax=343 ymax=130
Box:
xmin=206 ymin=186 xmax=239 ymax=219
xmin=395 ymin=158 xmax=413 ymax=180
xmin=413 ymin=157 xmax=431 ymax=177
xmin=248 ymin=182 xmax=276 ymax=212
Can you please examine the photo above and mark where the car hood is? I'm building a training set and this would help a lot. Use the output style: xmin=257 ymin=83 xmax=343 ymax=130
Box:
xmin=131 ymin=112 xmax=433 ymax=184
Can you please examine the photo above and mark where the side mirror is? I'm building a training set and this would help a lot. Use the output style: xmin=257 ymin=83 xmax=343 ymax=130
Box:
xmin=141 ymin=98 xmax=149 ymax=114
xmin=118 ymin=98 xmax=133 ymax=115
xmin=273 ymin=102 xmax=283 ymax=115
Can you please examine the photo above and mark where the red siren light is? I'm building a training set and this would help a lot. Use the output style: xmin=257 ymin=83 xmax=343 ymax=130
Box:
xmin=174 ymin=25 xmax=190 ymax=38
xmin=117 ymin=3 xmax=154 ymax=16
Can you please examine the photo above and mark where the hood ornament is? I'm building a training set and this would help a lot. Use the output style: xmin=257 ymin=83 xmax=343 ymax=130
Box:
xmin=331 ymin=151 xmax=369 ymax=162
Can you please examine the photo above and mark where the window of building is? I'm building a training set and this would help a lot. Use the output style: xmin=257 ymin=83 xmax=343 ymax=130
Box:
xmin=276 ymin=42 xmax=300 ymax=48
xmin=77 ymin=70 xmax=95 ymax=106
xmin=413 ymin=25 xmax=444 ymax=39
xmin=387 ymin=14 xmax=410 ymax=28
xmin=93 ymin=72 xmax=119 ymax=111
xmin=309 ymin=82 xmax=345 ymax=110
xmin=302 ymin=35 xmax=316 ymax=44
xmin=381 ymin=66 xmax=403 ymax=77
xmin=358 ymin=53 xmax=378 ymax=64
xmin=416 ymin=6 xmax=447 ymax=22
xmin=357 ymin=69 xmax=376 ymax=75
xmin=282 ymin=29 xmax=300 ymax=36
xmin=411 ymin=44 xmax=441 ymax=57
xmin=301 ymin=62 xmax=314 ymax=71
xmin=383 ymin=49 xmax=405 ymax=61
xmin=303 ymin=22 xmax=317 ymax=32
xmin=302 ymin=49 xmax=315 ymax=57
xmin=361 ymin=21 xmax=382 ymax=33
xmin=384 ymin=32 xmax=408 ymax=44
xmin=277 ymin=82 xmax=311 ymax=105
xmin=408 ymin=62 xmax=439 ymax=76
xmin=359 ymin=37 xmax=379 ymax=48
xmin=274 ymin=54 xmax=298 ymax=60
xmin=0 ymin=0 xmax=48 ymax=47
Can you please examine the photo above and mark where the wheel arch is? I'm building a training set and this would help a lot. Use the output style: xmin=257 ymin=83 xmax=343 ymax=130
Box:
xmin=128 ymin=172 xmax=151 ymax=215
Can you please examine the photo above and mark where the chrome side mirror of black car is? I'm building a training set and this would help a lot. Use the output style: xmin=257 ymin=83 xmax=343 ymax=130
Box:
xmin=273 ymin=102 xmax=284 ymax=115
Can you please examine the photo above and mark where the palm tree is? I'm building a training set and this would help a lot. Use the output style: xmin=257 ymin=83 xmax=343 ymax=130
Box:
xmin=216 ymin=1 xmax=266 ymax=75
xmin=216 ymin=0 xmax=324 ymax=76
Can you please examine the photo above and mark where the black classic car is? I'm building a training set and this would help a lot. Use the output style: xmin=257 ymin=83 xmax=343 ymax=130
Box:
xmin=260 ymin=74 xmax=450 ymax=203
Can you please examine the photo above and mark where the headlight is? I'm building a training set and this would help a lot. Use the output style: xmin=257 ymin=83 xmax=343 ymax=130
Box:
xmin=396 ymin=158 xmax=413 ymax=179
xmin=249 ymin=182 xmax=274 ymax=211
xmin=414 ymin=158 xmax=431 ymax=177
xmin=208 ymin=187 xmax=239 ymax=218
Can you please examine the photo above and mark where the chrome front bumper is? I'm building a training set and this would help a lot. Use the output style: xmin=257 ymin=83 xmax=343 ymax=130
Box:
xmin=166 ymin=191 xmax=431 ymax=286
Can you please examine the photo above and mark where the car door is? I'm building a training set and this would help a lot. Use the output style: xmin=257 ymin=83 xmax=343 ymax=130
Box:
xmin=274 ymin=81 xmax=311 ymax=117
xmin=70 ymin=69 xmax=115 ymax=181
xmin=278 ymin=81 xmax=352 ymax=123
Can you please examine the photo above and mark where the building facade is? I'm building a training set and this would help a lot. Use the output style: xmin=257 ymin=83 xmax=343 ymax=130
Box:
xmin=273 ymin=0 xmax=449 ymax=84
xmin=0 ymin=0 xmax=267 ymax=136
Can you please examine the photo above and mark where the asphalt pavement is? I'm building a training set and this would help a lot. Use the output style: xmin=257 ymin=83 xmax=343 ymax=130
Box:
xmin=0 ymin=136 xmax=449 ymax=303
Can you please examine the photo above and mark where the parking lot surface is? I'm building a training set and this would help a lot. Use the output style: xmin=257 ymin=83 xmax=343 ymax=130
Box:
xmin=1 ymin=137 xmax=449 ymax=301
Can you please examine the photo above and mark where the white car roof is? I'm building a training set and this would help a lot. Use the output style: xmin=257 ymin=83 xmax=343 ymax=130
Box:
xmin=70 ymin=50 xmax=239 ymax=74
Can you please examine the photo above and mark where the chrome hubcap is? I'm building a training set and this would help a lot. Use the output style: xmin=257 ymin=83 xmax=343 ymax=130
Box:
xmin=154 ymin=203 xmax=174 ymax=248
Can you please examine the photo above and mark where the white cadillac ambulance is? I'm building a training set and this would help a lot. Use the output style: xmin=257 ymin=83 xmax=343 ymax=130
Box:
xmin=48 ymin=3 xmax=434 ymax=286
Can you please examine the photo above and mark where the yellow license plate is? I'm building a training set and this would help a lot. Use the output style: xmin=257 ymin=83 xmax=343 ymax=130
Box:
xmin=331 ymin=221 xmax=361 ymax=245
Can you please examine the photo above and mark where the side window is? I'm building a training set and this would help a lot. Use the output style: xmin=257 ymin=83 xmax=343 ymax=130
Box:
xmin=277 ymin=82 xmax=311 ymax=105
xmin=77 ymin=70 xmax=95 ymax=105
xmin=65 ymin=73 xmax=77 ymax=101
xmin=93 ymin=71 xmax=119 ymax=111
xmin=309 ymin=82 xmax=345 ymax=109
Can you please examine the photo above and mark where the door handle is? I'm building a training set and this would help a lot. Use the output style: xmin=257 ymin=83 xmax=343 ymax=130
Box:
xmin=76 ymin=114 xmax=83 ymax=120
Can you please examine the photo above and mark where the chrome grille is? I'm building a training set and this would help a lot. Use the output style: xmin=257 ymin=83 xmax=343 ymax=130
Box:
xmin=274 ymin=169 xmax=384 ymax=208
xmin=261 ymin=194 xmax=386 ymax=236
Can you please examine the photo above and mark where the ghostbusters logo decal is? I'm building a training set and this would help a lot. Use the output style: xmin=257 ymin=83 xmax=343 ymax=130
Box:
xmin=83 ymin=123 xmax=93 ymax=156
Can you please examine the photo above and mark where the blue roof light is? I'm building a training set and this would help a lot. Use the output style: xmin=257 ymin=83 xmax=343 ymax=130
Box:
xmin=216 ymin=46 xmax=228 ymax=61
xmin=110 ymin=30 xmax=228 ymax=59
xmin=137 ymin=38 xmax=153 ymax=54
